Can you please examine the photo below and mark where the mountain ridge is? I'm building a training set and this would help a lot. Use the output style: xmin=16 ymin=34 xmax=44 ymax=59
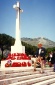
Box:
xmin=21 ymin=37 xmax=55 ymax=48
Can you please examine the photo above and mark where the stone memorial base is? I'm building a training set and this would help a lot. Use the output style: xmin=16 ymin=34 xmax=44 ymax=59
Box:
xmin=1 ymin=60 xmax=32 ymax=69
xmin=1 ymin=53 xmax=32 ymax=69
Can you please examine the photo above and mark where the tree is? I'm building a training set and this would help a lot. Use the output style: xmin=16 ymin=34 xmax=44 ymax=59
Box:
xmin=0 ymin=33 xmax=15 ymax=59
xmin=22 ymin=41 xmax=37 ymax=55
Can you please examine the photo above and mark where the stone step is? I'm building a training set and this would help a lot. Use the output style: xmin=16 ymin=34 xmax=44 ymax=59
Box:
xmin=0 ymin=68 xmax=53 ymax=74
xmin=0 ymin=71 xmax=40 ymax=80
xmin=0 ymin=70 xmax=42 ymax=79
xmin=8 ymin=73 xmax=55 ymax=85
xmin=0 ymin=67 xmax=53 ymax=75
xmin=51 ymin=83 xmax=55 ymax=85
xmin=0 ymin=67 xmax=53 ymax=74
xmin=0 ymin=67 xmax=54 ymax=78
xmin=0 ymin=67 xmax=55 ymax=85
xmin=0 ymin=71 xmax=54 ymax=80
xmin=32 ymin=77 xmax=55 ymax=85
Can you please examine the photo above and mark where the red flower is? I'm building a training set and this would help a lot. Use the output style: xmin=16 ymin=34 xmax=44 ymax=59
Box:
xmin=11 ymin=56 xmax=16 ymax=60
xmin=11 ymin=62 xmax=21 ymax=67
xmin=27 ymin=62 xmax=31 ymax=66
xmin=13 ymin=53 xmax=16 ymax=56
xmin=17 ymin=56 xmax=22 ymax=60
xmin=22 ymin=62 xmax=27 ymax=67
xmin=5 ymin=63 xmax=10 ymax=67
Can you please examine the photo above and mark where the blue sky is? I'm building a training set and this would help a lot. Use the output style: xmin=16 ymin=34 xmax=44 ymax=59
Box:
xmin=0 ymin=0 xmax=55 ymax=41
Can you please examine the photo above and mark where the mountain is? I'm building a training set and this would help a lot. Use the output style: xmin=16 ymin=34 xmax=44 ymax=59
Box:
xmin=21 ymin=37 xmax=55 ymax=48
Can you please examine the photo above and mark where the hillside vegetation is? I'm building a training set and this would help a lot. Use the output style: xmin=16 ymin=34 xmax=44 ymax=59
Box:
xmin=0 ymin=34 xmax=55 ymax=62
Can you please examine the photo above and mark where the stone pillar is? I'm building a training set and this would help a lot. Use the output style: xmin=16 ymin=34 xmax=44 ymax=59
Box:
xmin=11 ymin=2 xmax=25 ymax=54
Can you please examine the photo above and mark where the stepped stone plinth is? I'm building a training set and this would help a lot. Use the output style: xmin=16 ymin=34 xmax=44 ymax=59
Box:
xmin=0 ymin=67 xmax=55 ymax=85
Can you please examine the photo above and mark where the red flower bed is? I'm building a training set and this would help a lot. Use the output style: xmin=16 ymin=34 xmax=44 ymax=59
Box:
xmin=11 ymin=62 xmax=21 ymax=67
xmin=6 ymin=53 xmax=31 ymax=60
xmin=5 ymin=53 xmax=32 ymax=67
